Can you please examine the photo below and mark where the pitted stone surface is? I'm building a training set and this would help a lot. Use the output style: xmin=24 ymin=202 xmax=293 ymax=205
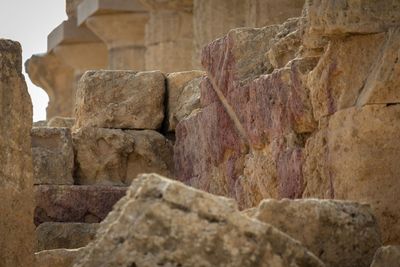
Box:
xmin=31 ymin=127 xmax=74 ymax=185
xmin=0 ymin=39 xmax=35 ymax=266
xmin=73 ymin=127 xmax=174 ymax=186
xmin=75 ymin=70 xmax=165 ymax=130
xmin=252 ymin=199 xmax=381 ymax=267
xmin=73 ymin=173 xmax=325 ymax=267
xmin=370 ymin=246 xmax=400 ymax=267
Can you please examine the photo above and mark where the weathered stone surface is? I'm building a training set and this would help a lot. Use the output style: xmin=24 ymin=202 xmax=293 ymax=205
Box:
xmin=32 ymin=127 xmax=74 ymax=185
xmin=35 ymin=248 xmax=83 ymax=267
xmin=74 ymin=70 xmax=165 ymax=130
xmin=34 ymin=120 xmax=48 ymax=127
xmin=66 ymin=0 xmax=84 ymax=18
xmin=36 ymin=222 xmax=99 ymax=251
xmin=370 ymin=246 xmax=400 ymax=267
xmin=193 ymin=0 xmax=247 ymax=68
xmin=74 ymin=173 xmax=325 ymax=267
xmin=166 ymin=70 xmax=204 ymax=131
xmin=0 ymin=39 xmax=35 ymax=266
xmin=34 ymin=185 xmax=127 ymax=225
xmin=304 ymin=0 xmax=400 ymax=36
xmin=246 ymin=0 xmax=304 ymax=28
xmin=139 ymin=0 xmax=193 ymax=11
xmin=303 ymin=105 xmax=400 ymax=244
xmin=25 ymin=53 xmax=75 ymax=119
xmin=73 ymin=127 xmax=174 ymax=185
xmin=308 ymin=29 xmax=400 ymax=120
xmin=48 ymin=117 xmax=75 ymax=128
xmin=176 ymin=24 xmax=318 ymax=208
xmin=253 ymin=199 xmax=381 ymax=267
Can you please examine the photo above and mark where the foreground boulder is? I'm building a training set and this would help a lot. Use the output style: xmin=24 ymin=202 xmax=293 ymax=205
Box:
xmin=370 ymin=246 xmax=400 ymax=267
xmin=73 ymin=173 xmax=325 ymax=267
xmin=252 ymin=199 xmax=381 ymax=267
xmin=74 ymin=70 xmax=165 ymax=130
xmin=0 ymin=39 xmax=35 ymax=266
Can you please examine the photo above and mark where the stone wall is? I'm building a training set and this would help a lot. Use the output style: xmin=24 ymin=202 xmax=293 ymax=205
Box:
xmin=0 ymin=40 xmax=34 ymax=266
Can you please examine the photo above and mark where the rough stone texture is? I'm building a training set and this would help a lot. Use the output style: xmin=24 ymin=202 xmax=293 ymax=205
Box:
xmin=308 ymin=29 xmax=400 ymax=120
xmin=252 ymin=199 xmax=381 ymax=267
xmin=35 ymin=248 xmax=83 ymax=267
xmin=31 ymin=127 xmax=74 ymax=185
xmin=193 ymin=0 xmax=247 ymax=69
xmin=304 ymin=0 xmax=400 ymax=36
xmin=0 ymin=39 xmax=35 ymax=266
xmin=26 ymin=53 xmax=75 ymax=119
xmin=36 ymin=222 xmax=99 ymax=251
xmin=166 ymin=70 xmax=205 ymax=131
xmin=73 ymin=127 xmax=174 ymax=186
xmin=176 ymin=24 xmax=318 ymax=208
xmin=73 ymin=173 xmax=325 ymax=267
xmin=246 ymin=0 xmax=304 ymax=28
xmin=370 ymin=246 xmax=400 ymax=267
xmin=66 ymin=0 xmax=84 ymax=18
xmin=74 ymin=70 xmax=165 ymax=130
xmin=139 ymin=0 xmax=193 ymax=12
xmin=34 ymin=185 xmax=127 ymax=225
xmin=303 ymin=105 xmax=400 ymax=244
xmin=48 ymin=117 xmax=75 ymax=128
xmin=34 ymin=120 xmax=48 ymax=127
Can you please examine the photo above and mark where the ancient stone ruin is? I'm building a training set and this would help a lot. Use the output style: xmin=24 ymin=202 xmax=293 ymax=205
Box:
xmin=1 ymin=0 xmax=400 ymax=266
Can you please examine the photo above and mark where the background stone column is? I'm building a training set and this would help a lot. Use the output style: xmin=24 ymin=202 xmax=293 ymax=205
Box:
xmin=245 ymin=0 xmax=305 ymax=27
xmin=26 ymin=53 xmax=75 ymax=120
xmin=48 ymin=19 xmax=108 ymax=110
xmin=0 ymin=40 xmax=34 ymax=267
xmin=78 ymin=0 xmax=148 ymax=70
xmin=140 ymin=0 xmax=194 ymax=73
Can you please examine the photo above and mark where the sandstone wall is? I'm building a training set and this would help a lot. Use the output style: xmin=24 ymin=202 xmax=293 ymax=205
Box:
xmin=0 ymin=40 xmax=34 ymax=266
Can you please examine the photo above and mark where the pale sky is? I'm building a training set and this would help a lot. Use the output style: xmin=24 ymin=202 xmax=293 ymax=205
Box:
xmin=0 ymin=0 xmax=67 ymax=121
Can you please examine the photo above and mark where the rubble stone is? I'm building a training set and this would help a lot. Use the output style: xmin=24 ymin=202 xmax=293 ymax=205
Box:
xmin=253 ymin=199 xmax=381 ymax=267
xmin=31 ymin=127 xmax=74 ymax=185
xmin=73 ymin=173 xmax=325 ymax=267
xmin=48 ymin=117 xmax=75 ymax=128
xmin=74 ymin=70 xmax=165 ymax=130
xmin=370 ymin=246 xmax=400 ymax=267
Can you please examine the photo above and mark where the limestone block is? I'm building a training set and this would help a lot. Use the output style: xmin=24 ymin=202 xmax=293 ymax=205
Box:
xmin=166 ymin=70 xmax=205 ymax=131
xmin=304 ymin=0 xmax=400 ymax=36
xmin=34 ymin=185 xmax=127 ymax=225
xmin=73 ymin=127 xmax=174 ymax=186
xmin=35 ymin=248 xmax=83 ymax=267
xmin=66 ymin=0 xmax=84 ymax=18
xmin=48 ymin=117 xmax=76 ymax=128
xmin=0 ymin=39 xmax=35 ymax=266
xmin=25 ymin=53 xmax=75 ymax=119
xmin=370 ymin=246 xmax=400 ymax=267
xmin=139 ymin=0 xmax=193 ymax=12
xmin=308 ymin=29 xmax=400 ymax=120
xmin=253 ymin=199 xmax=381 ymax=267
xmin=246 ymin=0 xmax=304 ymax=27
xmin=31 ymin=127 xmax=74 ymax=185
xmin=74 ymin=70 xmax=165 ymax=130
xmin=33 ymin=120 xmax=48 ymax=127
xmin=193 ymin=0 xmax=247 ymax=68
xmin=303 ymin=105 xmax=400 ymax=244
xmin=36 ymin=222 xmax=98 ymax=251
xmin=74 ymin=173 xmax=325 ymax=267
